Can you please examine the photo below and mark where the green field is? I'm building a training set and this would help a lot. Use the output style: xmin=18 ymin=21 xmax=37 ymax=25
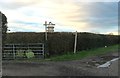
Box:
xmin=49 ymin=44 xmax=118 ymax=61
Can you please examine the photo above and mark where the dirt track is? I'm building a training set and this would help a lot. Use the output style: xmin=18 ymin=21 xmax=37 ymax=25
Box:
xmin=2 ymin=52 xmax=119 ymax=76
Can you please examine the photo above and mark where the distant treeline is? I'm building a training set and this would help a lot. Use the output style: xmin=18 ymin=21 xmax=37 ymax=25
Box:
xmin=5 ymin=32 xmax=119 ymax=56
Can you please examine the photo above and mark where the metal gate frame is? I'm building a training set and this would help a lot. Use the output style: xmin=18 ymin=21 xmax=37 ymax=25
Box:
xmin=2 ymin=43 xmax=44 ymax=60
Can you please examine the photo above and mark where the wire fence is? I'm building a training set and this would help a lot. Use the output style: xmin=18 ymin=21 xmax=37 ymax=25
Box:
xmin=2 ymin=43 xmax=44 ymax=60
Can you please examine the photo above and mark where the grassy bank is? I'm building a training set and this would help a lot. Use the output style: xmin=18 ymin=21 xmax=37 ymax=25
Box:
xmin=50 ymin=44 xmax=119 ymax=61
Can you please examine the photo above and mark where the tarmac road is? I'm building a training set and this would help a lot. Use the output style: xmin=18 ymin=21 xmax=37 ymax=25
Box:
xmin=2 ymin=52 xmax=119 ymax=76
xmin=2 ymin=61 xmax=92 ymax=76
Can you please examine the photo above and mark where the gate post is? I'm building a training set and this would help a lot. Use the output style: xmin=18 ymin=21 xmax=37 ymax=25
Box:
xmin=13 ymin=44 xmax=15 ymax=59
xmin=0 ymin=11 xmax=2 ymax=77
xmin=42 ymin=44 xmax=44 ymax=57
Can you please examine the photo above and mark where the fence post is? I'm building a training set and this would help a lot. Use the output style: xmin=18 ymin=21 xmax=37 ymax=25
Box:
xmin=13 ymin=44 xmax=15 ymax=59
xmin=74 ymin=31 xmax=77 ymax=54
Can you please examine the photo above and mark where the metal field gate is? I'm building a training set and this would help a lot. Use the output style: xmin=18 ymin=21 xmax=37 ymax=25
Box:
xmin=2 ymin=43 xmax=44 ymax=60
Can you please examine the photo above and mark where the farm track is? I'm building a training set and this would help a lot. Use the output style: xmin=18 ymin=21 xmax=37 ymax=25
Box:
xmin=2 ymin=52 xmax=118 ymax=76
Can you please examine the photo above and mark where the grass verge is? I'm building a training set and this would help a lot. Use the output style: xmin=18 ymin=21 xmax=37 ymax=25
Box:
xmin=49 ymin=44 xmax=119 ymax=61
xmin=5 ymin=44 xmax=118 ymax=62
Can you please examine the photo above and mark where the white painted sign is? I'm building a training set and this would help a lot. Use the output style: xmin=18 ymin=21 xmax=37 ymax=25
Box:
xmin=97 ymin=57 xmax=119 ymax=68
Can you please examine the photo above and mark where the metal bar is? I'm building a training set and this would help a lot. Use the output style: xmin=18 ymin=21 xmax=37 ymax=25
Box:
xmin=3 ymin=43 xmax=45 ymax=59
xmin=4 ymin=45 xmax=43 ymax=48
xmin=5 ymin=43 xmax=43 ymax=45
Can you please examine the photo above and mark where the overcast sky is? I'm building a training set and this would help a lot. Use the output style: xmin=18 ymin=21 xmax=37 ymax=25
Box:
xmin=0 ymin=0 xmax=119 ymax=35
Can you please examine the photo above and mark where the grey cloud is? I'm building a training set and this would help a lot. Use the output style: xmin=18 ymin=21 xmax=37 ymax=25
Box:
xmin=68 ymin=2 xmax=118 ymax=29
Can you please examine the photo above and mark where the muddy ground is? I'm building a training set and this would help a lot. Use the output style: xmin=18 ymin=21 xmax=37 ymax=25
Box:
xmin=2 ymin=52 xmax=119 ymax=76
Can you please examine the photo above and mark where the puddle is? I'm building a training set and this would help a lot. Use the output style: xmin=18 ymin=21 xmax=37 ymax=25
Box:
xmin=100 ymin=56 xmax=119 ymax=61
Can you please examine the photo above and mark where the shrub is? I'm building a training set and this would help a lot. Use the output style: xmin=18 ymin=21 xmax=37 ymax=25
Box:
xmin=16 ymin=50 xmax=25 ymax=58
xmin=25 ymin=49 xmax=35 ymax=59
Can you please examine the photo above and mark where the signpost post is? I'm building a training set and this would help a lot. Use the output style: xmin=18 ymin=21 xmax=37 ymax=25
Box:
xmin=43 ymin=21 xmax=55 ymax=58
xmin=44 ymin=21 xmax=48 ymax=41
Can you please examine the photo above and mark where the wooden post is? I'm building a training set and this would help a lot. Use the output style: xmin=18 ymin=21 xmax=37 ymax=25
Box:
xmin=44 ymin=21 xmax=48 ymax=41
xmin=43 ymin=21 xmax=48 ymax=58
xmin=74 ymin=31 xmax=77 ymax=54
